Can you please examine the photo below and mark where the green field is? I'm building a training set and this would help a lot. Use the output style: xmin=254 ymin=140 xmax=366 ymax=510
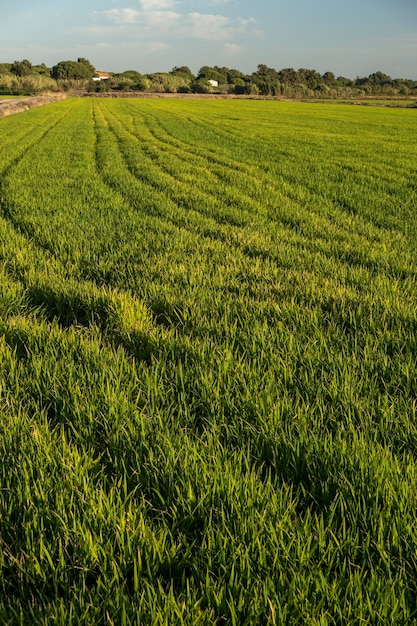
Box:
xmin=353 ymin=98 xmax=417 ymax=107
xmin=0 ymin=97 xmax=417 ymax=624
xmin=305 ymin=98 xmax=417 ymax=108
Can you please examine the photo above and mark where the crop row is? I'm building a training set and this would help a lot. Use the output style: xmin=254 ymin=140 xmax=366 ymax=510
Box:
xmin=0 ymin=98 xmax=416 ymax=623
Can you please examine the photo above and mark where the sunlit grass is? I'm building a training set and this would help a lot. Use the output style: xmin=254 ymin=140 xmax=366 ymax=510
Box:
xmin=0 ymin=98 xmax=417 ymax=623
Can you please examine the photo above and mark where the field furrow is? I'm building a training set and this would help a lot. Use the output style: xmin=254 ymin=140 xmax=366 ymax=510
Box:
xmin=0 ymin=97 xmax=417 ymax=624
xmin=96 ymin=100 xmax=410 ymax=294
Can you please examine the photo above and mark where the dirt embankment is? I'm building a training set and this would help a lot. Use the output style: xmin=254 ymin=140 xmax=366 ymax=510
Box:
xmin=0 ymin=93 xmax=67 ymax=118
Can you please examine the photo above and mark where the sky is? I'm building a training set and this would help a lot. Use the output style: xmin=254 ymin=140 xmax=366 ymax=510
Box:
xmin=1 ymin=0 xmax=417 ymax=79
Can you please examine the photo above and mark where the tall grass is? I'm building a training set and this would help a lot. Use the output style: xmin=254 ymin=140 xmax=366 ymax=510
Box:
xmin=0 ymin=98 xmax=416 ymax=623
xmin=0 ymin=72 xmax=57 ymax=95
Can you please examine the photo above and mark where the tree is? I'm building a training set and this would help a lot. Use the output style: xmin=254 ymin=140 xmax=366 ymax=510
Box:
xmin=297 ymin=68 xmax=321 ymax=89
xmin=252 ymin=64 xmax=280 ymax=95
xmin=277 ymin=67 xmax=298 ymax=85
xmin=190 ymin=77 xmax=211 ymax=94
xmin=10 ymin=59 xmax=33 ymax=77
xmin=226 ymin=68 xmax=246 ymax=84
xmin=197 ymin=66 xmax=227 ymax=84
xmin=121 ymin=70 xmax=144 ymax=81
xmin=170 ymin=66 xmax=195 ymax=80
xmin=108 ymin=71 xmax=149 ymax=91
xmin=33 ymin=63 xmax=51 ymax=76
xmin=322 ymin=71 xmax=336 ymax=85
xmin=255 ymin=64 xmax=279 ymax=81
xmin=77 ymin=58 xmax=96 ymax=78
xmin=367 ymin=71 xmax=392 ymax=86
xmin=336 ymin=76 xmax=354 ymax=87
xmin=51 ymin=60 xmax=92 ymax=80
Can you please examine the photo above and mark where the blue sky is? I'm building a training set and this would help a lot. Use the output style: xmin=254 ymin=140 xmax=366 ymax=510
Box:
xmin=1 ymin=0 xmax=416 ymax=78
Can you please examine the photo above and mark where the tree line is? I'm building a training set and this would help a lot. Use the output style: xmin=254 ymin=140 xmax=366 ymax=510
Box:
xmin=1 ymin=58 xmax=416 ymax=98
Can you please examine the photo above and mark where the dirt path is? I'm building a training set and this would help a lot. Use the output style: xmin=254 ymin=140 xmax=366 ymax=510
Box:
xmin=0 ymin=93 xmax=67 ymax=118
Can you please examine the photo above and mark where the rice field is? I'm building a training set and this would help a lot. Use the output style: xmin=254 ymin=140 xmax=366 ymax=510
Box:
xmin=0 ymin=97 xmax=417 ymax=624
xmin=306 ymin=98 xmax=417 ymax=107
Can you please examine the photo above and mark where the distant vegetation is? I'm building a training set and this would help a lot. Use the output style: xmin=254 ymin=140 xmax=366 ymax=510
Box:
xmin=0 ymin=57 xmax=416 ymax=97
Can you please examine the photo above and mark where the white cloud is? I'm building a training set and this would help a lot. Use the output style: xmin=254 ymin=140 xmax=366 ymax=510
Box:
xmin=224 ymin=43 xmax=243 ymax=54
xmin=96 ymin=42 xmax=117 ymax=49
xmin=89 ymin=5 xmax=258 ymax=44
xmin=140 ymin=0 xmax=176 ymax=9
xmin=99 ymin=9 xmax=140 ymax=24
xmin=144 ymin=11 xmax=181 ymax=30
xmin=185 ymin=12 xmax=256 ymax=41
xmin=238 ymin=17 xmax=256 ymax=28
xmin=147 ymin=41 xmax=171 ymax=52
xmin=82 ymin=24 xmax=126 ymax=36
xmin=188 ymin=13 xmax=231 ymax=41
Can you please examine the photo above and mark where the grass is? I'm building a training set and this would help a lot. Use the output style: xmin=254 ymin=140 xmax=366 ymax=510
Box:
xmin=305 ymin=97 xmax=417 ymax=107
xmin=0 ymin=98 xmax=416 ymax=624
